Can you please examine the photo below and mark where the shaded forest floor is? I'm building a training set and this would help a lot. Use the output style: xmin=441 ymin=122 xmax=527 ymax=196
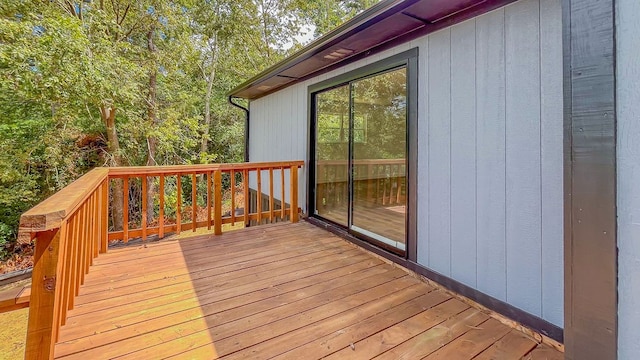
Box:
xmin=0 ymin=248 xmax=33 ymax=275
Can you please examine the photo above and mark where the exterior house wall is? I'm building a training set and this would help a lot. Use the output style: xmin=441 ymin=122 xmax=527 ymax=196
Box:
xmin=616 ymin=0 xmax=640 ymax=357
xmin=249 ymin=0 xmax=563 ymax=327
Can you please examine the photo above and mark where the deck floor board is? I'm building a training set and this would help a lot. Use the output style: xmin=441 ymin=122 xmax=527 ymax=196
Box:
xmin=54 ymin=221 xmax=561 ymax=359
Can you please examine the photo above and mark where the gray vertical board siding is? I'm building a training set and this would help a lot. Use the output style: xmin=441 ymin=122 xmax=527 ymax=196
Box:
xmin=248 ymin=90 xmax=304 ymax=205
xmin=475 ymin=8 xmax=507 ymax=302
xmin=427 ymin=29 xmax=452 ymax=277
xmin=540 ymin=0 xmax=564 ymax=328
xmin=416 ymin=35 xmax=430 ymax=267
xmin=450 ymin=20 xmax=478 ymax=287
xmin=504 ymin=0 xmax=543 ymax=317
xmin=617 ymin=1 xmax=640 ymax=357
xmin=247 ymin=0 xmax=563 ymax=328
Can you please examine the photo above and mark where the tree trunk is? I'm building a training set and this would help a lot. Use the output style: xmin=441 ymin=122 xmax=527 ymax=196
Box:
xmin=201 ymin=37 xmax=219 ymax=155
xmin=146 ymin=27 xmax=158 ymax=225
xmin=101 ymin=106 xmax=124 ymax=231
xmin=201 ymin=67 xmax=215 ymax=154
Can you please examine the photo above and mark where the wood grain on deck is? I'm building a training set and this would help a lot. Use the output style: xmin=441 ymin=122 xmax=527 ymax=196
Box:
xmin=54 ymin=222 xmax=560 ymax=359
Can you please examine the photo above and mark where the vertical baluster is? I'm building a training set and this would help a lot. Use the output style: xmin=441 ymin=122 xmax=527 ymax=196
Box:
xmin=280 ymin=167 xmax=285 ymax=220
xmin=290 ymin=165 xmax=298 ymax=222
xmin=382 ymin=170 xmax=387 ymax=205
xmin=257 ymin=168 xmax=262 ymax=224
xmin=78 ymin=203 xmax=87 ymax=286
xmin=207 ymin=171 xmax=212 ymax=230
xmin=343 ymin=164 xmax=348 ymax=206
xmin=317 ymin=165 xmax=324 ymax=211
xmin=191 ymin=173 xmax=197 ymax=232
xmin=396 ymin=165 xmax=402 ymax=204
xmin=231 ymin=169 xmax=236 ymax=225
xmin=53 ymin=220 xmax=68 ymax=340
xmin=159 ymin=175 xmax=165 ymax=239
xmin=367 ymin=163 xmax=373 ymax=205
xmin=243 ymin=169 xmax=249 ymax=226
xmin=214 ymin=170 xmax=222 ymax=235
xmin=61 ymin=215 xmax=74 ymax=325
xmin=374 ymin=167 xmax=380 ymax=204
xmin=95 ymin=189 xmax=100 ymax=255
xmin=269 ymin=167 xmax=274 ymax=223
xmin=88 ymin=194 xmax=95 ymax=265
xmin=78 ymin=203 xmax=85 ymax=287
xmin=176 ymin=175 xmax=182 ymax=234
xmin=100 ymin=180 xmax=108 ymax=253
xmin=142 ymin=175 xmax=148 ymax=241
xmin=72 ymin=206 xmax=81 ymax=298
xmin=83 ymin=201 xmax=90 ymax=277
xmin=93 ymin=193 xmax=98 ymax=259
xmin=123 ymin=176 xmax=129 ymax=242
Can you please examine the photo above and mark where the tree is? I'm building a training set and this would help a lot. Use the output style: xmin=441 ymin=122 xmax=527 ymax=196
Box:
xmin=0 ymin=0 xmax=381 ymax=262
xmin=296 ymin=0 xmax=380 ymax=37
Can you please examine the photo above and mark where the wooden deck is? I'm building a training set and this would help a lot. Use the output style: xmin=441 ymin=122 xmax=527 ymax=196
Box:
xmin=54 ymin=222 xmax=561 ymax=360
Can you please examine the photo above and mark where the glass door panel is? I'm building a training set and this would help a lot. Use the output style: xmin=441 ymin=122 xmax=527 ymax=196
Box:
xmin=314 ymin=85 xmax=350 ymax=226
xmin=350 ymin=68 xmax=407 ymax=250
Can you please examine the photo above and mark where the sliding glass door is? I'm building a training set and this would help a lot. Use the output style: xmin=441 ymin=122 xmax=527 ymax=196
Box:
xmin=314 ymin=85 xmax=350 ymax=226
xmin=314 ymin=67 xmax=407 ymax=252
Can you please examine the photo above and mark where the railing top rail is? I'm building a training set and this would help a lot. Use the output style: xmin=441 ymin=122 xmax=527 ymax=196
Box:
xmin=317 ymin=159 xmax=406 ymax=165
xmin=18 ymin=168 xmax=109 ymax=235
xmin=107 ymin=160 xmax=305 ymax=177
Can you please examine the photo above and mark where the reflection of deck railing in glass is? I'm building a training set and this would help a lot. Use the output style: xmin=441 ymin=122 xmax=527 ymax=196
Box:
xmin=17 ymin=161 xmax=303 ymax=360
xmin=316 ymin=159 xmax=406 ymax=211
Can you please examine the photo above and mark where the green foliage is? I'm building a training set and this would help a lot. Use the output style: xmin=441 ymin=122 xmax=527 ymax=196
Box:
xmin=0 ymin=223 xmax=13 ymax=260
xmin=0 ymin=0 xmax=379 ymax=260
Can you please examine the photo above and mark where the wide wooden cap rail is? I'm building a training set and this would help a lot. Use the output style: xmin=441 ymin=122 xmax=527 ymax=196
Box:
xmin=14 ymin=161 xmax=303 ymax=360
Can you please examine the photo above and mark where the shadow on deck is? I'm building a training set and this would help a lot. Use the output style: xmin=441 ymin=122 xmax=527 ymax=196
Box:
xmin=54 ymin=222 xmax=561 ymax=359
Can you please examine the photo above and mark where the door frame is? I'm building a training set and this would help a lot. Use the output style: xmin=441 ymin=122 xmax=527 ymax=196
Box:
xmin=307 ymin=48 xmax=419 ymax=260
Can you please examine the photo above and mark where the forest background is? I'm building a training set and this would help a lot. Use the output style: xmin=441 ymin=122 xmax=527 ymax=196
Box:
xmin=0 ymin=0 xmax=378 ymax=266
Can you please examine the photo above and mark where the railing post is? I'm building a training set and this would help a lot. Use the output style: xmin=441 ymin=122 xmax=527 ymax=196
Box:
xmin=290 ymin=165 xmax=298 ymax=223
xmin=25 ymin=229 xmax=62 ymax=360
xmin=214 ymin=170 xmax=222 ymax=235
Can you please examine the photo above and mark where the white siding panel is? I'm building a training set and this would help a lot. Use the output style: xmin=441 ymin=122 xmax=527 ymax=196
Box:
xmin=450 ymin=20 xmax=477 ymax=287
xmin=505 ymin=0 xmax=542 ymax=317
xmin=617 ymin=0 xmax=640 ymax=356
xmin=427 ymin=29 xmax=452 ymax=276
xmin=540 ymin=0 xmax=563 ymax=327
xmin=475 ymin=8 xmax=507 ymax=302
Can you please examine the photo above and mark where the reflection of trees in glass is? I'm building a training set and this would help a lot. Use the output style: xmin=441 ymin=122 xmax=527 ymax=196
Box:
xmin=316 ymin=85 xmax=349 ymax=161
xmin=318 ymin=113 xmax=366 ymax=143
xmin=315 ymin=67 xmax=406 ymax=161
xmin=353 ymin=68 xmax=406 ymax=161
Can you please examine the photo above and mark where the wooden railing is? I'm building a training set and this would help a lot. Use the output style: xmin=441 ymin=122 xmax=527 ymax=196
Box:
xmin=18 ymin=168 xmax=109 ymax=360
xmin=316 ymin=159 xmax=406 ymax=210
xmin=107 ymin=161 xmax=302 ymax=243
xmin=16 ymin=161 xmax=303 ymax=360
